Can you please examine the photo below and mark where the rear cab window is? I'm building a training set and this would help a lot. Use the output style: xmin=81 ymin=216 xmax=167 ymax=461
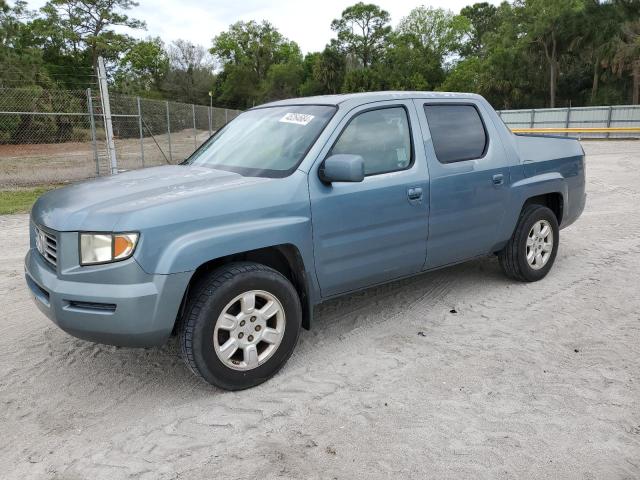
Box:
xmin=423 ymin=104 xmax=488 ymax=164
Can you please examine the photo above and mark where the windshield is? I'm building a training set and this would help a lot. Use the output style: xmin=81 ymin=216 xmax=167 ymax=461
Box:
xmin=184 ymin=105 xmax=336 ymax=177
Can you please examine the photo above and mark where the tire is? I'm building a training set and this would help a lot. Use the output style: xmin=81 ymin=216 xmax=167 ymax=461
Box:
xmin=498 ymin=204 xmax=559 ymax=282
xmin=179 ymin=262 xmax=302 ymax=390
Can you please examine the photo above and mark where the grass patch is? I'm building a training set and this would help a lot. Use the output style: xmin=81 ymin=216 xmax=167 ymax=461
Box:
xmin=0 ymin=186 xmax=58 ymax=215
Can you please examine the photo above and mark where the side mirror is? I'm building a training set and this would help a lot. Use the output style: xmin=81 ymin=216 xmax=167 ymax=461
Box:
xmin=319 ymin=154 xmax=365 ymax=183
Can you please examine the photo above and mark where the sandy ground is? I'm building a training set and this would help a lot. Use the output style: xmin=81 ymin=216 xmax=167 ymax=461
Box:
xmin=0 ymin=140 xmax=639 ymax=479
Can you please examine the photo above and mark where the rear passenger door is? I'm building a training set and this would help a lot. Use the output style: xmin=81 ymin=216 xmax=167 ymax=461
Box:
xmin=309 ymin=101 xmax=429 ymax=297
xmin=414 ymin=100 xmax=510 ymax=269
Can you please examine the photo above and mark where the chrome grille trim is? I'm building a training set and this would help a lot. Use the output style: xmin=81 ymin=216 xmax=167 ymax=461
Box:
xmin=35 ymin=225 xmax=58 ymax=267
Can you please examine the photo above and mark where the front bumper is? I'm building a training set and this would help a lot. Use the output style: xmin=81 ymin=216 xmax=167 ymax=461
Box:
xmin=25 ymin=248 xmax=192 ymax=347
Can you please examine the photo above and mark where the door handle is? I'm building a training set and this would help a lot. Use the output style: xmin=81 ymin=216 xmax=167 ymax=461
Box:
xmin=492 ymin=173 xmax=504 ymax=186
xmin=407 ymin=187 xmax=423 ymax=201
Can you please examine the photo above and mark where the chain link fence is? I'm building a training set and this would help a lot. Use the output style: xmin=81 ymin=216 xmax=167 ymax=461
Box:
xmin=0 ymin=87 xmax=241 ymax=187
xmin=2 ymin=88 xmax=639 ymax=188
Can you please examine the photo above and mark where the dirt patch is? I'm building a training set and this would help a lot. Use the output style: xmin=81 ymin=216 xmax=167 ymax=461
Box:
xmin=0 ymin=129 xmax=210 ymax=187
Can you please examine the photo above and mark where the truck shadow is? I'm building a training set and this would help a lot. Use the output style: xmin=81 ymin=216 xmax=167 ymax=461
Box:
xmin=42 ymin=255 xmax=508 ymax=396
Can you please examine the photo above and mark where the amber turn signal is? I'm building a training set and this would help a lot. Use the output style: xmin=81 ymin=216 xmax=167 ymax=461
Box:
xmin=113 ymin=234 xmax=138 ymax=260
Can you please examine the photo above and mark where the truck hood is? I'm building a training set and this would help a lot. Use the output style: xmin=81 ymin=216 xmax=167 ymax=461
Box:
xmin=32 ymin=165 xmax=271 ymax=231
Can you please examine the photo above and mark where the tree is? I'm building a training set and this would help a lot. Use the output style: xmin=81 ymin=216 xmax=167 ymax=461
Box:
xmin=438 ymin=57 xmax=484 ymax=92
xmin=515 ymin=0 xmax=585 ymax=108
xmin=450 ymin=2 xmax=547 ymax=109
xmin=215 ymin=64 xmax=259 ymax=109
xmin=376 ymin=32 xmax=443 ymax=90
xmin=115 ymin=37 xmax=168 ymax=95
xmin=397 ymin=6 xmax=471 ymax=63
xmin=0 ymin=0 xmax=51 ymax=88
xmin=210 ymin=20 xmax=301 ymax=107
xmin=460 ymin=2 xmax=500 ymax=57
xmin=299 ymin=52 xmax=323 ymax=96
xmin=330 ymin=2 xmax=391 ymax=68
xmin=39 ymin=0 xmax=145 ymax=70
xmin=162 ymin=40 xmax=215 ymax=104
xmin=262 ymin=62 xmax=304 ymax=101
xmin=312 ymin=45 xmax=347 ymax=94
xmin=574 ymin=0 xmax=640 ymax=104
xmin=611 ymin=20 xmax=640 ymax=104
xmin=342 ymin=67 xmax=381 ymax=92
xmin=211 ymin=20 xmax=301 ymax=79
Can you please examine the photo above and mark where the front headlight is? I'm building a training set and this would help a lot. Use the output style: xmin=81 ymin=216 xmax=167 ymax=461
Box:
xmin=80 ymin=233 xmax=139 ymax=265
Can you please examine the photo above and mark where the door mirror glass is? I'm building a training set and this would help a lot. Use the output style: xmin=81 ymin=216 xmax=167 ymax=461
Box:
xmin=319 ymin=154 xmax=365 ymax=183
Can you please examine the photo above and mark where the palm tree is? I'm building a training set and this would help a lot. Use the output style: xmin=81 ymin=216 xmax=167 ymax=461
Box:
xmin=611 ymin=20 xmax=640 ymax=104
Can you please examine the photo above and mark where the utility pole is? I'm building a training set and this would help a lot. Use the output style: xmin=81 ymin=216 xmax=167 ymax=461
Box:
xmin=97 ymin=56 xmax=118 ymax=175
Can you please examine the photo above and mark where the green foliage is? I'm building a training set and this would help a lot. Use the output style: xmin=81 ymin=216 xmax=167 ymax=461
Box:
xmin=376 ymin=32 xmax=444 ymax=90
xmin=262 ymin=62 xmax=304 ymax=102
xmin=397 ymin=6 xmax=471 ymax=63
xmin=114 ymin=37 xmax=168 ymax=96
xmin=0 ymin=1 xmax=52 ymax=88
xmin=39 ymin=0 xmax=145 ymax=68
xmin=611 ymin=19 xmax=640 ymax=104
xmin=162 ymin=39 xmax=215 ymax=104
xmin=460 ymin=2 xmax=499 ymax=56
xmin=216 ymin=64 xmax=260 ymax=109
xmin=311 ymin=46 xmax=346 ymax=94
xmin=210 ymin=20 xmax=303 ymax=106
xmin=0 ymin=185 xmax=58 ymax=214
xmin=330 ymin=2 xmax=391 ymax=68
xmin=513 ymin=0 xmax=586 ymax=107
xmin=1 ymin=0 xmax=640 ymax=113
xmin=438 ymin=57 xmax=483 ymax=93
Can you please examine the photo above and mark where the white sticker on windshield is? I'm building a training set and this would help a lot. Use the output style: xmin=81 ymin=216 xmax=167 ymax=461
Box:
xmin=279 ymin=112 xmax=315 ymax=126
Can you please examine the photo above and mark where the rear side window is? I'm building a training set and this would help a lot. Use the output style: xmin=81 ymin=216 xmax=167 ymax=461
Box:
xmin=330 ymin=107 xmax=412 ymax=176
xmin=424 ymin=104 xmax=487 ymax=163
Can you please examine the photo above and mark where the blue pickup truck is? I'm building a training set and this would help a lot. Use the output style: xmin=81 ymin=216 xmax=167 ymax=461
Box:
xmin=25 ymin=92 xmax=586 ymax=389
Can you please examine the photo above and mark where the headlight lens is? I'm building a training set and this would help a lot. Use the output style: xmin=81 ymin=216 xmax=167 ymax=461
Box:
xmin=80 ymin=233 xmax=139 ymax=265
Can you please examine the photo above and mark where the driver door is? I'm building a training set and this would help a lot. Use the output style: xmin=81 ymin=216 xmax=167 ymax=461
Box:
xmin=308 ymin=101 xmax=429 ymax=298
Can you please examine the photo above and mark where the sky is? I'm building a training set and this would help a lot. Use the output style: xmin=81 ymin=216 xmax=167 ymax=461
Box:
xmin=24 ymin=0 xmax=502 ymax=54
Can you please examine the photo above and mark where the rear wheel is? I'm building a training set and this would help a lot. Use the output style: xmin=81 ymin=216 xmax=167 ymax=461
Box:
xmin=180 ymin=262 xmax=301 ymax=390
xmin=499 ymin=204 xmax=559 ymax=282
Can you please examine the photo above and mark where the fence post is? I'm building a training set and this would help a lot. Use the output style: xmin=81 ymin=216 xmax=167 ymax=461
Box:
xmin=97 ymin=56 xmax=118 ymax=175
xmin=225 ymin=108 xmax=228 ymax=124
xmin=565 ymin=106 xmax=571 ymax=137
xmin=192 ymin=103 xmax=197 ymax=149
xmin=166 ymin=101 xmax=173 ymax=163
xmin=86 ymin=88 xmax=99 ymax=175
xmin=208 ymin=106 xmax=212 ymax=136
xmin=137 ymin=96 xmax=145 ymax=168
xmin=606 ymin=105 xmax=613 ymax=139
xmin=530 ymin=109 xmax=536 ymax=128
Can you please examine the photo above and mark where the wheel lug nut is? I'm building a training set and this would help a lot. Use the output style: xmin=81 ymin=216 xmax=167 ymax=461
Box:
xmin=255 ymin=325 xmax=261 ymax=331
xmin=240 ymin=320 xmax=245 ymax=326
xmin=250 ymin=316 xmax=256 ymax=322
xmin=238 ymin=332 xmax=244 ymax=339
xmin=248 ymin=335 xmax=254 ymax=342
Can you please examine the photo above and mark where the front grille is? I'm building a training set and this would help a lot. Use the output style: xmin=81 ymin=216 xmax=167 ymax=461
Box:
xmin=35 ymin=225 xmax=58 ymax=267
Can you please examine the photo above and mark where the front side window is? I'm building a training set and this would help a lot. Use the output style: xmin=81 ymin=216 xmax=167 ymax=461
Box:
xmin=424 ymin=104 xmax=487 ymax=164
xmin=185 ymin=105 xmax=336 ymax=177
xmin=330 ymin=107 xmax=412 ymax=176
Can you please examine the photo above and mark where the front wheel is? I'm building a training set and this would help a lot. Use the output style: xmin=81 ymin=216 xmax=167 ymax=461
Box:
xmin=499 ymin=204 xmax=559 ymax=282
xmin=180 ymin=262 xmax=302 ymax=390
